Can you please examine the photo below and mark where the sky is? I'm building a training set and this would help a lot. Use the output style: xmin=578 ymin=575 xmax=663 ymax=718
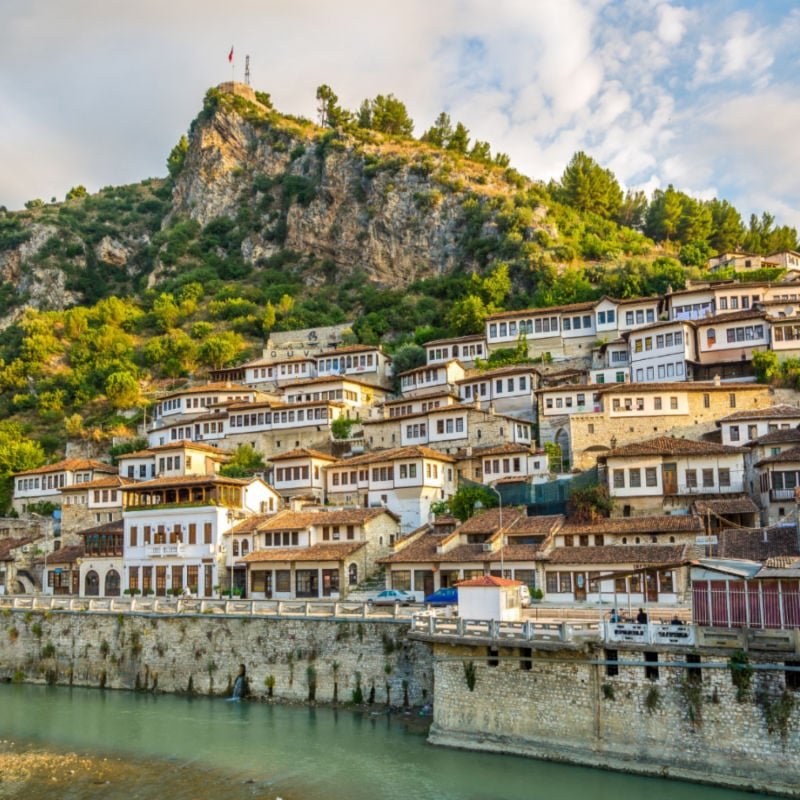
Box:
xmin=1 ymin=0 xmax=799 ymax=230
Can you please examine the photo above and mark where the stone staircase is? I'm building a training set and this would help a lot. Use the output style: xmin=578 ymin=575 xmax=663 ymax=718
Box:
xmin=345 ymin=566 xmax=387 ymax=602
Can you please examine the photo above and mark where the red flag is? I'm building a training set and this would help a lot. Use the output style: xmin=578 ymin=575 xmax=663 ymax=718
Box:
xmin=228 ymin=46 xmax=234 ymax=64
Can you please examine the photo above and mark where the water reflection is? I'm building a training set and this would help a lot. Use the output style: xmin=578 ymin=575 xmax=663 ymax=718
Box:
xmin=0 ymin=684 xmax=762 ymax=800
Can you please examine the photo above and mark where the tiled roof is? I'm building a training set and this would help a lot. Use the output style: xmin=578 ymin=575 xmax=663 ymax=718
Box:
xmin=748 ymin=428 xmax=800 ymax=446
xmin=268 ymin=448 xmax=338 ymax=462
xmin=692 ymin=498 xmax=759 ymax=516
xmin=424 ymin=334 xmax=486 ymax=346
xmin=546 ymin=544 xmax=690 ymax=565
xmin=242 ymin=355 xmax=315 ymax=367
xmin=328 ymin=446 xmax=456 ymax=466
xmin=458 ymin=364 xmax=537 ymax=382
xmin=157 ymin=383 xmax=255 ymax=399
xmin=383 ymin=392 xmax=459 ymax=406
xmin=605 ymin=437 xmax=744 ymax=458
xmin=122 ymin=474 xmax=253 ymax=490
xmin=486 ymin=301 xmax=596 ymax=320
xmin=378 ymin=533 xmax=545 ymax=565
xmin=560 ymin=515 xmax=702 ymax=535
xmin=457 ymin=576 xmax=521 ymax=588
xmin=620 ymin=318 xmax=694 ymax=335
xmin=396 ymin=359 xmax=463 ymax=377
xmin=535 ymin=383 xmax=606 ymax=394
xmin=509 ymin=515 xmax=565 ymax=536
xmin=316 ymin=344 xmax=386 ymax=357
xmin=281 ymin=375 xmax=386 ymax=391
xmin=60 ymin=476 xmax=134 ymax=492
xmin=756 ymin=445 xmax=800 ymax=466
xmin=716 ymin=527 xmax=800 ymax=562
xmin=456 ymin=443 xmax=534 ymax=458
xmin=718 ymin=405 xmax=800 ymax=423
xmin=15 ymin=459 xmax=116 ymax=477
xmin=243 ymin=541 xmax=365 ymax=563
xmin=693 ymin=309 xmax=766 ymax=325
xmin=245 ymin=507 xmax=396 ymax=532
xmin=0 ymin=536 xmax=39 ymax=561
xmin=119 ymin=440 xmax=230 ymax=459
xmin=595 ymin=381 xmax=763 ymax=394
xmin=226 ymin=514 xmax=276 ymax=534
xmin=764 ymin=556 xmax=800 ymax=569
xmin=77 ymin=520 xmax=124 ymax=536
xmin=455 ymin=507 xmax=525 ymax=534
xmin=44 ymin=544 xmax=84 ymax=564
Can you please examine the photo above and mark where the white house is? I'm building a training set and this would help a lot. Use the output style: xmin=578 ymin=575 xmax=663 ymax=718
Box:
xmin=625 ymin=319 xmax=696 ymax=383
xmin=718 ymin=405 xmax=800 ymax=447
xmin=397 ymin=360 xmax=466 ymax=398
xmin=242 ymin=356 xmax=316 ymax=388
xmin=314 ymin=344 xmax=392 ymax=388
xmin=121 ymin=475 xmax=280 ymax=597
xmin=268 ymin=448 xmax=339 ymax=502
xmin=755 ymin=446 xmax=800 ymax=526
xmin=325 ymin=446 xmax=458 ymax=533
xmin=13 ymin=459 xmax=117 ymax=514
xmin=456 ymin=575 xmax=524 ymax=622
xmin=692 ymin=310 xmax=768 ymax=381
xmin=602 ymin=436 xmax=747 ymax=516
xmin=151 ymin=383 xmax=258 ymax=425
xmin=425 ymin=334 xmax=486 ymax=366
xmin=457 ymin=365 xmax=537 ymax=421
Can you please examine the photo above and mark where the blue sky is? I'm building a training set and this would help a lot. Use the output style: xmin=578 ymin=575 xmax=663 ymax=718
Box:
xmin=1 ymin=0 xmax=799 ymax=230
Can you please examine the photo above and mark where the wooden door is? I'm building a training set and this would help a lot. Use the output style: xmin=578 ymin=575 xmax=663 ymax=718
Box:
xmin=645 ymin=572 xmax=658 ymax=602
xmin=574 ymin=572 xmax=587 ymax=601
xmin=662 ymin=463 xmax=677 ymax=494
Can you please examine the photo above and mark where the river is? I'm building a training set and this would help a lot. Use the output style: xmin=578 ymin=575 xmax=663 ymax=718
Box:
xmin=0 ymin=684 xmax=764 ymax=800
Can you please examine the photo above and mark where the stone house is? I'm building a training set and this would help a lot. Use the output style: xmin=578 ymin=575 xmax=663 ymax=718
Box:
xmin=376 ymin=392 xmax=461 ymax=421
xmin=281 ymin=375 xmax=388 ymax=417
xmin=600 ymin=436 xmax=748 ymax=517
xmin=553 ymin=515 xmax=703 ymax=547
xmin=324 ymin=446 xmax=458 ymax=533
xmin=536 ymin=383 xmax=603 ymax=459
xmin=691 ymin=309 xmax=768 ymax=381
xmin=456 ymin=443 xmax=549 ymax=484
xmin=239 ymin=507 xmax=399 ymax=599
xmin=117 ymin=440 xmax=230 ymax=481
xmin=150 ymin=382 xmax=260 ymax=428
xmin=754 ymin=446 xmax=800 ymax=526
xmin=74 ymin=520 xmax=124 ymax=597
xmin=397 ymin=360 xmax=466 ymax=398
xmin=0 ymin=536 xmax=42 ymax=594
xmin=742 ymin=427 xmax=800 ymax=503
xmin=542 ymin=543 xmax=692 ymax=605
xmin=314 ymin=344 xmax=392 ymax=389
xmin=41 ymin=542 xmax=83 ymax=595
xmin=380 ymin=508 xmax=563 ymax=597
xmin=59 ymin=475 xmax=133 ymax=535
xmin=12 ymin=458 xmax=117 ymax=515
xmin=568 ymin=380 xmax=772 ymax=469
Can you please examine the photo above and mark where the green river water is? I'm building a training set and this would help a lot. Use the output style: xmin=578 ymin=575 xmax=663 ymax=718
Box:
xmin=0 ymin=683 xmax=764 ymax=800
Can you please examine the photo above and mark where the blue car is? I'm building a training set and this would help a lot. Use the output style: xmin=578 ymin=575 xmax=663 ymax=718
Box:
xmin=424 ymin=587 xmax=458 ymax=606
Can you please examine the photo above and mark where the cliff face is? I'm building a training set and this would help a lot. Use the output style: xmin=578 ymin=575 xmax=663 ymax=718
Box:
xmin=0 ymin=85 xmax=552 ymax=318
xmin=169 ymin=91 xmax=548 ymax=287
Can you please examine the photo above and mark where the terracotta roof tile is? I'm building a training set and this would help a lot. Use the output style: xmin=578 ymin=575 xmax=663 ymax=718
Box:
xmin=157 ymin=383 xmax=255 ymax=400
xmin=0 ymin=536 xmax=39 ymax=560
xmin=328 ymin=446 xmax=456 ymax=466
xmin=123 ymin=474 xmax=253 ymax=490
xmin=716 ymin=527 xmax=800 ymax=562
xmin=119 ymin=440 xmax=229 ymax=459
xmin=15 ymin=459 xmax=116 ymax=477
xmin=605 ymin=436 xmax=745 ymax=458
xmin=692 ymin=498 xmax=759 ymax=516
xmin=596 ymin=381 xmax=763 ymax=394
xmin=486 ymin=301 xmax=596 ymax=320
xmin=457 ymin=576 xmax=521 ymax=587
xmin=316 ymin=344 xmax=386 ymax=357
xmin=756 ymin=445 xmax=800 ymax=466
xmin=378 ymin=532 xmax=546 ymax=565
xmin=456 ymin=443 xmax=534 ymax=458
xmin=77 ymin=520 xmax=124 ymax=536
xmin=546 ymin=544 xmax=690 ymax=565
xmin=60 ymin=476 xmax=135 ymax=492
xmin=560 ymin=515 xmax=702 ymax=535
xmin=268 ymin=448 xmax=338 ymax=462
xmin=719 ymin=405 xmax=800 ymax=423
xmin=424 ymin=334 xmax=486 ymax=346
xmin=281 ymin=375 xmax=387 ymax=391
xmin=749 ymin=428 xmax=800 ymax=446
xmin=44 ymin=544 xmax=84 ymax=564
xmin=243 ymin=541 xmax=365 ymax=563
xmin=242 ymin=507 xmax=396 ymax=532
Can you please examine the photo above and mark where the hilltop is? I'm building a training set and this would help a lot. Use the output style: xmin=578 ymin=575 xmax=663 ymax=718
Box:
xmin=0 ymin=80 xmax=796 ymax=481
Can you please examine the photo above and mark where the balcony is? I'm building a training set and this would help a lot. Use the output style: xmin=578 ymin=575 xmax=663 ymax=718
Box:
xmin=145 ymin=544 xmax=184 ymax=558
xmin=770 ymin=489 xmax=796 ymax=501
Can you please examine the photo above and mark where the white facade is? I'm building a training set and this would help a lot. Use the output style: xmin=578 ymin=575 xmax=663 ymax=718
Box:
xmin=398 ymin=361 xmax=466 ymax=397
xmin=627 ymin=321 xmax=695 ymax=383
xmin=425 ymin=336 xmax=486 ymax=366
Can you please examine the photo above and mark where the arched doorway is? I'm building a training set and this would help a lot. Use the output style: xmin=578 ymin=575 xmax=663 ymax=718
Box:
xmin=105 ymin=570 xmax=121 ymax=597
xmin=348 ymin=563 xmax=358 ymax=586
xmin=554 ymin=428 xmax=570 ymax=471
xmin=85 ymin=570 xmax=99 ymax=596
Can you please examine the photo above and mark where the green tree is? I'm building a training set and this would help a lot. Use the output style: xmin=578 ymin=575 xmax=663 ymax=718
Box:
xmin=367 ymin=94 xmax=414 ymax=137
xmin=447 ymin=122 xmax=470 ymax=154
xmin=143 ymin=331 xmax=197 ymax=378
xmin=151 ymin=292 xmax=181 ymax=331
xmin=24 ymin=199 xmax=44 ymax=210
xmin=645 ymin=185 xmax=683 ymax=242
xmin=468 ymin=140 xmax=492 ymax=164
xmin=557 ymin=151 xmax=622 ymax=219
xmin=167 ymin=135 xmax=189 ymax=179
xmin=219 ymin=444 xmax=266 ymax=478
xmin=421 ymin=112 xmax=453 ymax=147
xmin=315 ymin=84 xmax=350 ymax=128
xmin=0 ymin=423 xmax=46 ymax=512
xmin=708 ymin=199 xmax=744 ymax=252
xmin=434 ymin=485 xmax=499 ymax=522
xmin=753 ymin=351 xmax=780 ymax=383
xmin=197 ymin=332 xmax=243 ymax=370
xmin=330 ymin=416 xmax=358 ymax=440
xmin=105 ymin=370 xmax=140 ymax=409
xmin=448 ymin=294 xmax=489 ymax=335
xmin=65 ymin=185 xmax=87 ymax=201
xmin=616 ymin=189 xmax=648 ymax=230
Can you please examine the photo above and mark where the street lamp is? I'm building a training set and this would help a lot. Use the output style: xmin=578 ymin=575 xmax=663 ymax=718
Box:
xmin=475 ymin=484 xmax=505 ymax=578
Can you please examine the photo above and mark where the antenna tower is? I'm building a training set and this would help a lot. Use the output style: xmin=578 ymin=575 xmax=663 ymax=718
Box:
xmin=244 ymin=55 xmax=251 ymax=86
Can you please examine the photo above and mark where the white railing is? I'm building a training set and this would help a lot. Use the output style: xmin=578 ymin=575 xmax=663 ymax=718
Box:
xmin=410 ymin=614 xmax=602 ymax=644
xmin=0 ymin=594 xmax=415 ymax=620
xmin=144 ymin=544 xmax=183 ymax=557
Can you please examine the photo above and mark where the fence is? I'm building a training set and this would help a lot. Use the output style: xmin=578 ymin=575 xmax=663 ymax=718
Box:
xmin=410 ymin=614 xmax=601 ymax=644
xmin=0 ymin=594 xmax=415 ymax=621
xmin=693 ymin=580 xmax=800 ymax=629
xmin=462 ymin=467 xmax=599 ymax=515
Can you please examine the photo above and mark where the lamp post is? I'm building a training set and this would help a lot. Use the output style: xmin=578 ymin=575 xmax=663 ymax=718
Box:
xmin=476 ymin=484 xmax=505 ymax=578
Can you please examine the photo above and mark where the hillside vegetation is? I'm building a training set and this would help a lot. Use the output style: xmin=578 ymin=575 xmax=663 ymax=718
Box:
xmin=0 ymin=82 xmax=796 ymax=500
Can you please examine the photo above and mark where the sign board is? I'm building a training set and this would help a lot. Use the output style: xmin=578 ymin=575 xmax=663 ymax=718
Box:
xmin=651 ymin=624 xmax=695 ymax=646
xmin=54 ymin=568 xmax=62 ymax=575
xmin=606 ymin=622 xmax=648 ymax=643
xmin=695 ymin=536 xmax=718 ymax=545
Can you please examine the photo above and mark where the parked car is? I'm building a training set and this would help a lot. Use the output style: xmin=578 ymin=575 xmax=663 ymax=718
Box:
xmin=367 ymin=589 xmax=415 ymax=606
xmin=424 ymin=587 xmax=458 ymax=606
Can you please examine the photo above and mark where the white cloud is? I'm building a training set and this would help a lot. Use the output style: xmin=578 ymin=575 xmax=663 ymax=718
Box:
xmin=656 ymin=3 xmax=691 ymax=45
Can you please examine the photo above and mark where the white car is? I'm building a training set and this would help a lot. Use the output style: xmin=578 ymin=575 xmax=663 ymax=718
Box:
xmin=367 ymin=589 xmax=415 ymax=606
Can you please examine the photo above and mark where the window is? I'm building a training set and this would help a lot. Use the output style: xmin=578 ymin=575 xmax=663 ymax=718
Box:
xmin=645 ymin=651 xmax=659 ymax=681
xmin=729 ymin=393 xmax=736 ymax=409
xmin=702 ymin=469 xmax=714 ymax=488
xmin=645 ymin=467 xmax=657 ymax=487
xmin=629 ymin=468 xmax=642 ymax=488
xmin=670 ymin=396 xmax=678 ymax=410
xmin=730 ymin=425 xmax=740 ymax=441
xmin=719 ymin=468 xmax=731 ymax=487
xmin=654 ymin=397 xmax=662 ymax=410
xmin=685 ymin=469 xmax=697 ymax=488
xmin=613 ymin=470 xmax=625 ymax=488
xmin=703 ymin=393 xmax=710 ymax=409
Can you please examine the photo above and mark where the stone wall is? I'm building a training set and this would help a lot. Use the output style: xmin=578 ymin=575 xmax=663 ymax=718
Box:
xmin=0 ymin=609 xmax=433 ymax=706
xmin=429 ymin=641 xmax=800 ymax=795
